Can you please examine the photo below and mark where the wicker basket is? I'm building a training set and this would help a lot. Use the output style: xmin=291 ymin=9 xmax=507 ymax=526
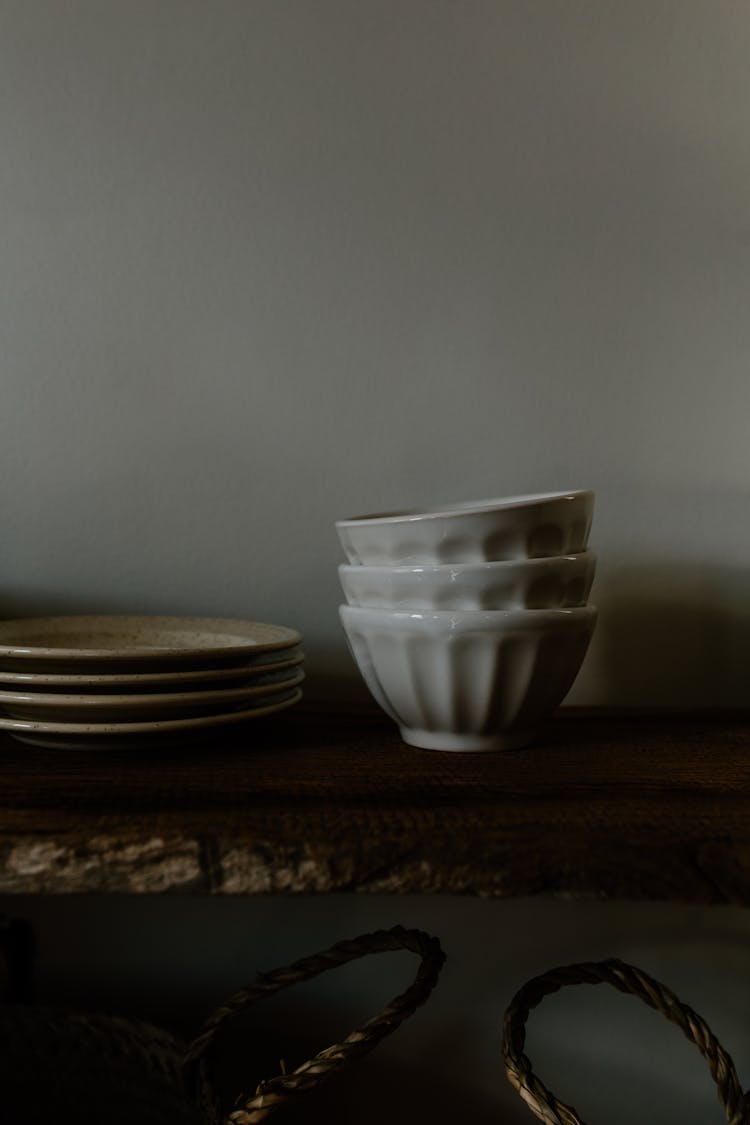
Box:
xmin=503 ymin=958 xmax=750 ymax=1125
xmin=1 ymin=1004 xmax=197 ymax=1125
xmin=0 ymin=925 xmax=445 ymax=1125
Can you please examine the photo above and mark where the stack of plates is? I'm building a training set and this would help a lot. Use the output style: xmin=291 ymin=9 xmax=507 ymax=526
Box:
xmin=0 ymin=616 xmax=303 ymax=748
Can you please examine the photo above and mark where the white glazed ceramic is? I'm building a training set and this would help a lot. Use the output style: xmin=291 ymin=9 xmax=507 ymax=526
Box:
xmin=339 ymin=552 xmax=595 ymax=611
xmin=0 ymin=651 xmax=304 ymax=692
xmin=0 ymin=668 xmax=305 ymax=721
xmin=0 ymin=616 xmax=301 ymax=671
xmin=0 ymin=687 xmax=303 ymax=749
xmin=339 ymin=604 xmax=597 ymax=751
xmin=336 ymin=491 xmax=593 ymax=565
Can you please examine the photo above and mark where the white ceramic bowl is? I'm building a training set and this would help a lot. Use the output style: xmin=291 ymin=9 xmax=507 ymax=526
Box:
xmin=336 ymin=491 xmax=593 ymax=565
xmin=339 ymin=551 xmax=595 ymax=611
xmin=339 ymin=604 xmax=597 ymax=751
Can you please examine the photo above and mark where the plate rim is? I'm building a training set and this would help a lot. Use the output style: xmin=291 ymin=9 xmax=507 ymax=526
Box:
xmin=0 ymin=669 xmax=305 ymax=713
xmin=0 ymin=687 xmax=303 ymax=734
xmin=0 ymin=616 xmax=302 ymax=662
xmin=0 ymin=650 xmax=304 ymax=687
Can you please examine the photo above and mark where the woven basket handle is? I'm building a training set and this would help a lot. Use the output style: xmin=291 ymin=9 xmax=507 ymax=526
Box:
xmin=184 ymin=924 xmax=445 ymax=1124
xmin=503 ymin=958 xmax=750 ymax=1125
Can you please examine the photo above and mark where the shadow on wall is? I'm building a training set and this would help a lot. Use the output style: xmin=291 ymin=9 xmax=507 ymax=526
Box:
xmin=588 ymin=561 xmax=750 ymax=708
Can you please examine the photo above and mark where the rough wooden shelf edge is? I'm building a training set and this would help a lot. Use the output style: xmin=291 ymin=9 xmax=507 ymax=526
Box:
xmin=0 ymin=705 xmax=749 ymax=901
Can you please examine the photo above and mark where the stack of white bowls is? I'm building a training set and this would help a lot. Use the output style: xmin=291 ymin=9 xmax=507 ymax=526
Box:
xmin=0 ymin=615 xmax=303 ymax=749
xmin=336 ymin=491 xmax=597 ymax=752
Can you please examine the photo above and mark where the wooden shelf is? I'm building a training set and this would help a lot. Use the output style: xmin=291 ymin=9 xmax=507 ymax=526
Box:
xmin=0 ymin=704 xmax=749 ymax=901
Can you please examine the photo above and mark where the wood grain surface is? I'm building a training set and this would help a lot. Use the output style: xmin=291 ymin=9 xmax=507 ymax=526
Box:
xmin=1 ymin=704 xmax=749 ymax=900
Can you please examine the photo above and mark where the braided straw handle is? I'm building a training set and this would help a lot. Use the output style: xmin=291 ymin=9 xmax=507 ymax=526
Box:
xmin=184 ymin=925 xmax=445 ymax=1124
xmin=503 ymin=958 xmax=750 ymax=1125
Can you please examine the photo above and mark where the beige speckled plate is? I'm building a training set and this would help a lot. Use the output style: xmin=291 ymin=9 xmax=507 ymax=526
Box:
xmin=0 ymin=651 xmax=304 ymax=692
xmin=0 ymin=616 xmax=301 ymax=671
xmin=1 ymin=687 xmax=303 ymax=749
xmin=0 ymin=668 xmax=305 ymax=721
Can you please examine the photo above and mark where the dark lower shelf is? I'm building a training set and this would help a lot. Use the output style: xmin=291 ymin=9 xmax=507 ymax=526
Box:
xmin=1 ymin=703 xmax=749 ymax=901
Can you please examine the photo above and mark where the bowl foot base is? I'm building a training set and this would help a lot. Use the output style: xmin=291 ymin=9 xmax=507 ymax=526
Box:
xmin=398 ymin=726 xmax=537 ymax=752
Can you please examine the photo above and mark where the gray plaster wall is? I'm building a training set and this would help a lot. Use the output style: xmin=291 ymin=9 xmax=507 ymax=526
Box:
xmin=2 ymin=0 xmax=750 ymax=703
